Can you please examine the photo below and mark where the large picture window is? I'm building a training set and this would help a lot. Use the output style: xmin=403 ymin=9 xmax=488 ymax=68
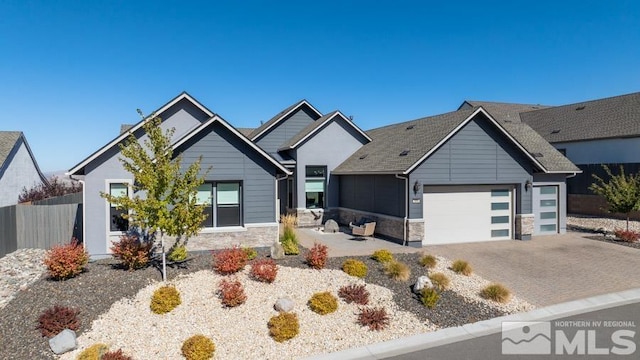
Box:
xmin=197 ymin=181 xmax=242 ymax=228
xmin=305 ymin=166 xmax=326 ymax=209
xmin=109 ymin=183 xmax=129 ymax=232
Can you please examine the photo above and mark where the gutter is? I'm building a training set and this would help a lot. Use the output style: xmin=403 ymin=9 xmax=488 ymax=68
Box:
xmin=395 ymin=173 xmax=409 ymax=246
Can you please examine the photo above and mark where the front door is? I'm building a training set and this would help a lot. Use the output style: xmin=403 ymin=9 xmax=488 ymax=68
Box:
xmin=533 ymin=185 xmax=559 ymax=235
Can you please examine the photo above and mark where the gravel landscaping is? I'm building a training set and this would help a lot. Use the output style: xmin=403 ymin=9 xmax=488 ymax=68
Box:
xmin=567 ymin=214 xmax=640 ymax=249
xmin=0 ymin=249 xmax=533 ymax=359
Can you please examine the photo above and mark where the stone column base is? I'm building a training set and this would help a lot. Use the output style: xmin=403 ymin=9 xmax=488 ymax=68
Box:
xmin=515 ymin=214 xmax=534 ymax=240
xmin=186 ymin=224 xmax=279 ymax=251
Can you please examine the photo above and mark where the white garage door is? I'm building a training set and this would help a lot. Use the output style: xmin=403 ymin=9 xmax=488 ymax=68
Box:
xmin=423 ymin=185 xmax=513 ymax=245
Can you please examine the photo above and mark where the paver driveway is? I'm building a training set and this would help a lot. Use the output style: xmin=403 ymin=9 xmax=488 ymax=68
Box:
xmin=424 ymin=232 xmax=640 ymax=306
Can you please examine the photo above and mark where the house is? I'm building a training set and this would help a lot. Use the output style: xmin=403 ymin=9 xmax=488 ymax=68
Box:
xmin=0 ymin=131 xmax=47 ymax=207
xmin=68 ymin=93 xmax=291 ymax=257
xmin=69 ymin=92 xmax=581 ymax=257
xmin=464 ymin=92 xmax=640 ymax=218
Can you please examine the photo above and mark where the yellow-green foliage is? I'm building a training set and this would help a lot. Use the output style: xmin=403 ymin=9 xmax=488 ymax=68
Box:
xmin=480 ymin=283 xmax=512 ymax=303
xmin=371 ymin=249 xmax=394 ymax=263
xmin=268 ymin=312 xmax=300 ymax=342
xmin=150 ymin=285 xmax=181 ymax=314
xmin=421 ymin=287 xmax=440 ymax=309
xmin=342 ymin=259 xmax=368 ymax=278
xmin=168 ymin=245 xmax=188 ymax=262
xmin=308 ymin=291 xmax=338 ymax=315
xmin=76 ymin=343 xmax=108 ymax=360
xmin=181 ymin=334 xmax=216 ymax=360
xmin=428 ymin=272 xmax=450 ymax=291
xmin=419 ymin=254 xmax=437 ymax=269
xmin=242 ymin=246 xmax=258 ymax=260
xmin=383 ymin=260 xmax=411 ymax=281
xmin=451 ymin=259 xmax=472 ymax=276
xmin=280 ymin=226 xmax=300 ymax=255
xmin=280 ymin=214 xmax=298 ymax=228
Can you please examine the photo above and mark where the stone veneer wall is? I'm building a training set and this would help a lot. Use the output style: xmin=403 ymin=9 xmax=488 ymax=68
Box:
xmin=296 ymin=208 xmax=326 ymax=228
xmin=515 ymin=214 xmax=534 ymax=240
xmin=568 ymin=194 xmax=640 ymax=221
xmin=186 ymin=224 xmax=279 ymax=252
xmin=334 ymin=207 xmax=407 ymax=241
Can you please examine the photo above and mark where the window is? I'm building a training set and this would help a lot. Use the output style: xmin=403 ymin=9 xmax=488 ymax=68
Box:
xmin=197 ymin=181 xmax=242 ymax=228
xmin=109 ymin=183 xmax=129 ymax=232
xmin=305 ymin=166 xmax=326 ymax=209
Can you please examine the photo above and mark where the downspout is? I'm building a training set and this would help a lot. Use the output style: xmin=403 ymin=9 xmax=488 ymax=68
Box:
xmin=395 ymin=173 xmax=409 ymax=246
xmin=69 ymin=174 xmax=86 ymax=248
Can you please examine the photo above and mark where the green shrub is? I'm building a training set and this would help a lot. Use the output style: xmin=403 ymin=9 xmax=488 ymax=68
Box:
xmin=451 ymin=259 xmax=472 ymax=276
xmin=76 ymin=343 xmax=108 ymax=360
xmin=419 ymin=254 xmax=437 ymax=269
xmin=150 ymin=285 xmax=181 ymax=314
xmin=342 ymin=259 xmax=368 ymax=278
xmin=383 ymin=260 xmax=411 ymax=281
xmin=181 ymin=334 xmax=216 ymax=360
xmin=167 ymin=244 xmax=188 ymax=262
xmin=480 ymin=283 xmax=512 ymax=303
xmin=280 ymin=226 xmax=300 ymax=255
xmin=421 ymin=287 xmax=440 ymax=309
xmin=371 ymin=249 xmax=394 ymax=263
xmin=101 ymin=349 xmax=133 ymax=360
xmin=308 ymin=291 xmax=338 ymax=315
xmin=268 ymin=312 xmax=299 ymax=342
xmin=43 ymin=240 xmax=89 ymax=280
xmin=242 ymin=246 xmax=258 ymax=260
xmin=37 ymin=305 xmax=80 ymax=337
xmin=428 ymin=272 xmax=450 ymax=291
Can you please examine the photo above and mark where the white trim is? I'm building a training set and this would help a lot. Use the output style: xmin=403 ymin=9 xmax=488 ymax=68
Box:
xmin=280 ymin=111 xmax=372 ymax=150
xmin=104 ymin=179 xmax=133 ymax=243
xmin=245 ymin=222 xmax=279 ymax=228
xmin=404 ymin=107 xmax=549 ymax=174
xmin=171 ymin=115 xmax=292 ymax=175
xmin=250 ymin=100 xmax=323 ymax=141
xmin=68 ymin=92 xmax=214 ymax=175
xmin=200 ymin=226 xmax=247 ymax=233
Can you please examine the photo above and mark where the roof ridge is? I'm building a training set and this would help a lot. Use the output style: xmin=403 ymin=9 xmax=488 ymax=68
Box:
xmin=367 ymin=108 xmax=476 ymax=132
xmin=525 ymin=91 xmax=640 ymax=113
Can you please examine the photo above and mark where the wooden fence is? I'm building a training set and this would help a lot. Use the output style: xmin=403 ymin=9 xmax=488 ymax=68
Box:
xmin=0 ymin=202 xmax=82 ymax=258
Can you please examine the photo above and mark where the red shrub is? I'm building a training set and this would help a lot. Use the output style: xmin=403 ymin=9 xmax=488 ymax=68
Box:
xmin=357 ymin=307 xmax=390 ymax=331
xmin=37 ymin=305 xmax=81 ymax=337
xmin=338 ymin=284 xmax=370 ymax=305
xmin=218 ymin=278 xmax=247 ymax=307
xmin=614 ymin=229 xmax=639 ymax=243
xmin=43 ymin=239 xmax=89 ymax=280
xmin=305 ymin=242 xmax=328 ymax=269
xmin=101 ymin=349 xmax=133 ymax=360
xmin=212 ymin=247 xmax=248 ymax=275
xmin=110 ymin=235 xmax=153 ymax=270
xmin=250 ymin=258 xmax=278 ymax=283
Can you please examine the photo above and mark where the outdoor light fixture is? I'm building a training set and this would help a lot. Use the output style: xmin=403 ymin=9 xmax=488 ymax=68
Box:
xmin=525 ymin=179 xmax=532 ymax=191
xmin=413 ymin=180 xmax=421 ymax=195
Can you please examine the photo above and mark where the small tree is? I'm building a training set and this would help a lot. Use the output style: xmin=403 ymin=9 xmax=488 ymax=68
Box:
xmin=19 ymin=177 xmax=82 ymax=203
xmin=589 ymin=165 xmax=640 ymax=230
xmin=101 ymin=113 xmax=207 ymax=280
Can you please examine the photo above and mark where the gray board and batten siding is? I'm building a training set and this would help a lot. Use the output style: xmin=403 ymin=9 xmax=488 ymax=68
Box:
xmin=408 ymin=115 xmax=534 ymax=219
xmin=253 ymin=106 xmax=321 ymax=155
xmin=176 ymin=120 xmax=280 ymax=224
xmin=339 ymin=175 xmax=405 ymax=218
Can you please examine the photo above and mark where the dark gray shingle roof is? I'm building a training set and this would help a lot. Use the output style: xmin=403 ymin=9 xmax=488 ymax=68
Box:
xmin=120 ymin=124 xmax=134 ymax=134
xmin=461 ymin=101 xmax=549 ymax=122
xmin=519 ymin=92 xmax=640 ymax=143
xmin=0 ymin=131 xmax=22 ymax=169
xmin=236 ymin=128 xmax=255 ymax=137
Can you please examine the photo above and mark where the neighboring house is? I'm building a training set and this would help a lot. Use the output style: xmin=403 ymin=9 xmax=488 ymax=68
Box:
xmin=0 ymin=131 xmax=47 ymax=207
xmin=69 ymin=92 xmax=581 ymax=257
xmin=68 ymin=93 xmax=291 ymax=257
xmin=465 ymin=92 xmax=640 ymax=218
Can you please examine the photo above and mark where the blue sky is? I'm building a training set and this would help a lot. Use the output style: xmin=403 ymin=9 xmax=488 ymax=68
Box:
xmin=1 ymin=1 xmax=638 ymax=172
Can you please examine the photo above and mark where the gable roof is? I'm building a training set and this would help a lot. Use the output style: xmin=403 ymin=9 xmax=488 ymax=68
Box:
xmin=0 ymin=131 xmax=47 ymax=182
xmin=277 ymin=110 xmax=371 ymax=151
xmin=68 ymin=92 xmax=214 ymax=176
xmin=519 ymin=91 xmax=640 ymax=143
xmin=171 ymin=115 xmax=292 ymax=175
xmin=459 ymin=101 xmax=549 ymax=122
xmin=333 ymin=107 xmax=580 ymax=175
xmin=249 ymin=100 xmax=323 ymax=141
xmin=236 ymin=128 xmax=255 ymax=137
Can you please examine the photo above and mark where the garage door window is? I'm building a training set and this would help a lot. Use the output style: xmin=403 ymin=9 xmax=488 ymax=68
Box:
xmin=490 ymin=188 xmax=511 ymax=239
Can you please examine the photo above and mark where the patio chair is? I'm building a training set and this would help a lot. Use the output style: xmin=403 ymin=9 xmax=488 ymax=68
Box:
xmin=351 ymin=221 xmax=376 ymax=237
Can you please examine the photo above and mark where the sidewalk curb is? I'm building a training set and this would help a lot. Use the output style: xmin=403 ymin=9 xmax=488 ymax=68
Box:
xmin=303 ymin=288 xmax=640 ymax=360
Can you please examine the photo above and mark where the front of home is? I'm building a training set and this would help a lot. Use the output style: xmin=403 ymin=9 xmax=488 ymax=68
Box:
xmin=69 ymin=92 xmax=581 ymax=258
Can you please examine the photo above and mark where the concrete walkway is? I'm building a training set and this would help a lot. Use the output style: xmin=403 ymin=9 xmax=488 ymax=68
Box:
xmin=296 ymin=228 xmax=422 ymax=257
xmin=424 ymin=232 xmax=640 ymax=306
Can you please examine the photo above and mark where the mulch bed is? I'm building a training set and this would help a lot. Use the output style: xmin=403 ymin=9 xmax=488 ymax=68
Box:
xmin=0 ymin=250 xmax=504 ymax=359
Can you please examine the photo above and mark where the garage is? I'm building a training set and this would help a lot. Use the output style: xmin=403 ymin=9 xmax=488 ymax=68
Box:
xmin=533 ymin=185 xmax=559 ymax=235
xmin=423 ymin=185 xmax=514 ymax=245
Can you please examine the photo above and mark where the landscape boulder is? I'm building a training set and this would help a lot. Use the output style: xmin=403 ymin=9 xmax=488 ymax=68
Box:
xmin=413 ymin=275 xmax=434 ymax=294
xmin=323 ymin=219 xmax=339 ymax=233
xmin=270 ymin=241 xmax=285 ymax=260
xmin=49 ymin=329 xmax=77 ymax=355
xmin=274 ymin=297 xmax=295 ymax=312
